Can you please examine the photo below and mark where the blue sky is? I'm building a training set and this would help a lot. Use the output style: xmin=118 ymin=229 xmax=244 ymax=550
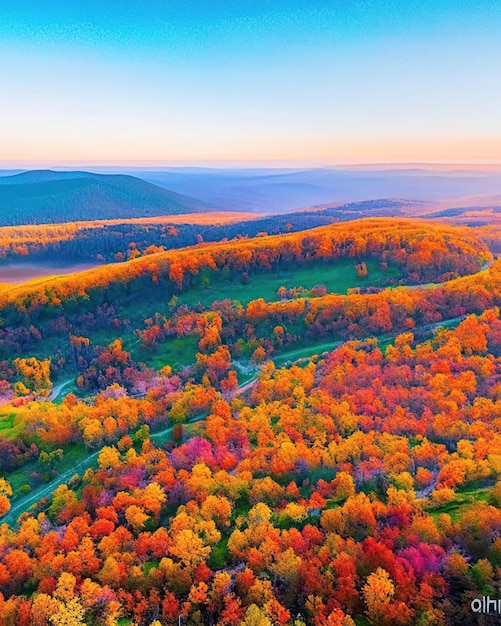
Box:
xmin=1 ymin=1 xmax=500 ymax=165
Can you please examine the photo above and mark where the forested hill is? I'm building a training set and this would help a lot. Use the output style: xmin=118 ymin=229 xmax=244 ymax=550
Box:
xmin=2 ymin=217 xmax=501 ymax=625
xmin=0 ymin=170 xmax=213 ymax=225
xmin=0 ymin=218 xmax=491 ymax=324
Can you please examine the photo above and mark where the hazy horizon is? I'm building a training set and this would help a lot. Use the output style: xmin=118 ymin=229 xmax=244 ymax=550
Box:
xmin=3 ymin=161 xmax=501 ymax=172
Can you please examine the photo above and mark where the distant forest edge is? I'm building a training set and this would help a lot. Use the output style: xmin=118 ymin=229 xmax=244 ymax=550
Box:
xmin=0 ymin=212 xmax=261 ymax=265
xmin=0 ymin=170 xmax=215 ymax=226
xmin=2 ymin=196 xmax=501 ymax=266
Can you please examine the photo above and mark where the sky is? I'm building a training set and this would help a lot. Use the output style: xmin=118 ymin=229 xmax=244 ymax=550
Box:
xmin=1 ymin=0 xmax=501 ymax=166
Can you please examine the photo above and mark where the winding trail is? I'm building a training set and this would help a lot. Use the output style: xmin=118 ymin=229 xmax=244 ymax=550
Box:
xmin=2 ymin=451 xmax=101 ymax=527
xmin=2 ymin=418 xmax=205 ymax=528
xmin=49 ymin=379 xmax=73 ymax=402
xmin=2 ymin=377 xmax=259 ymax=528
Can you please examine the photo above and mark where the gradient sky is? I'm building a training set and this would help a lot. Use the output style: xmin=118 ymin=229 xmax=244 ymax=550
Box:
xmin=1 ymin=0 xmax=501 ymax=165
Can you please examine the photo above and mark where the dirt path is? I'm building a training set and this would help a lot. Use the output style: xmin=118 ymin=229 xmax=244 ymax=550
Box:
xmin=2 ymin=376 xmax=261 ymax=528
xmin=48 ymin=379 xmax=73 ymax=402
xmin=2 ymin=450 xmax=101 ymax=527
xmin=2 ymin=416 xmax=206 ymax=528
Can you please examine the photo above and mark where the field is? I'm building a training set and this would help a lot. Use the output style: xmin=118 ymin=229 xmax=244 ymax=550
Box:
xmin=175 ymin=258 xmax=400 ymax=308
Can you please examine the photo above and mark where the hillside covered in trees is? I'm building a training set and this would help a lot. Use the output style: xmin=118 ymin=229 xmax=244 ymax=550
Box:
xmin=0 ymin=197 xmax=496 ymax=267
xmin=1 ymin=218 xmax=501 ymax=625
xmin=0 ymin=171 xmax=214 ymax=226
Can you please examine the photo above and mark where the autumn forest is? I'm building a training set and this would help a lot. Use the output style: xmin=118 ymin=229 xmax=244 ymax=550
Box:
xmin=0 ymin=205 xmax=500 ymax=626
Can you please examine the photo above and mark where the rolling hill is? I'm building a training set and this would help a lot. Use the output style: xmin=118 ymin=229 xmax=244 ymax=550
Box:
xmin=134 ymin=166 xmax=501 ymax=213
xmin=0 ymin=170 xmax=213 ymax=225
xmin=1 ymin=217 xmax=500 ymax=626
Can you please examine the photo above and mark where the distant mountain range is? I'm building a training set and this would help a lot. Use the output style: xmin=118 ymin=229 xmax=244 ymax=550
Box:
xmin=0 ymin=170 xmax=213 ymax=226
xmin=1 ymin=167 xmax=501 ymax=226
xmin=226 ymin=196 xmax=501 ymax=236
xmin=128 ymin=167 xmax=501 ymax=213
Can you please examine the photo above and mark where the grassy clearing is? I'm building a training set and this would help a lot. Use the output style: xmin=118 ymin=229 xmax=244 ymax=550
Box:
xmin=428 ymin=487 xmax=492 ymax=522
xmin=143 ymin=558 xmax=161 ymax=574
xmin=0 ymin=412 xmax=15 ymax=430
xmin=6 ymin=442 xmax=90 ymax=496
xmin=176 ymin=258 xmax=400 ymax=309
xmin=132 ymin=334 xmax=200 ymax=371
xmin=209 ymin=537 xmax=229 ymax=570
xmin=1 ymin=257 xmax=400 ymax=374
xmin=0 ymin=411 xmax=22 ymax=438
xmin=272 ymin=339 xmax=341 ymax=368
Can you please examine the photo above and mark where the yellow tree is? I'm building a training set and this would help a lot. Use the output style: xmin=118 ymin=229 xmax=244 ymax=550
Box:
xmin=98 ymin=556 xmax=122 ymax=588
xmin=13 ymin=357 xmax=52 ymax=393
xmin=98 ymin=446 xmax=121 ymax=470
xmin=83 ymin=420 xmax=104 ymax=449
xmin=49 ymin=599 xmax=86 ymax=626
xmin=0 ymin=478 xmax=12 ymax=518
xmin=241 ymin=604 xmax=272 ymax=626
xmin=169 ymin=528 xmax=211 ymax=570
xmin=31 ymin=594 xmax=61 ymax=626
xmin=49 ymin=572 xmax=86 ymax=626
xmin=363 ymin=567 xmax=395 ymax=626
xmin=135 ymin=482 xmax=166 ymax=519
xmin=125 ymin=505 xmax=150 ymax=531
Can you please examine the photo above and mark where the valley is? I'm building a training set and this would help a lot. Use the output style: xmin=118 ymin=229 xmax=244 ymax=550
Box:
xmin=1 ymin=205 xmax=501 ymax=626
xmin=0 ymin=260 xmax=102 ymax=285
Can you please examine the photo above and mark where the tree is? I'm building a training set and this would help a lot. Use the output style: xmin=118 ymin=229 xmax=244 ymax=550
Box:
xmin=125 ymin=505 xmax=150 ymax=531
xmin=356 ymin=261 xmax=368 ymax=278
xmin=241 ymin=604 xmax=272 ymax=626
xmin=0 ymin=478 xmax=12 ymax=518
xmin=49 ymin=573 xmax=86 ymax=626
xmin=98 ymin=446 xmax=121 ymax=470
xmin=363 ymin=567 xmax=395 ymax=626
xmin=13 ymin=357 xmax=52 ymax=393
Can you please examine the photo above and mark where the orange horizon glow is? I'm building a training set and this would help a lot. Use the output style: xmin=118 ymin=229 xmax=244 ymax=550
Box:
xmin=2 ymin=138 xmax=501 ymax=170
